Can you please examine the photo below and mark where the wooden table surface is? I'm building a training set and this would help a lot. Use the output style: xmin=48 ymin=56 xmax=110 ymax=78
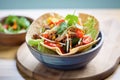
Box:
xmin=0 ymin=9 xmax=120 ymax=80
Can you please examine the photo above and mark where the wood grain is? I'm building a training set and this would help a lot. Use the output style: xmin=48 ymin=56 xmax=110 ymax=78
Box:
xmin=16 ymin=19 xmax=120 ymax=80
xmin=0 ymin=45 xmax=19 ymax=59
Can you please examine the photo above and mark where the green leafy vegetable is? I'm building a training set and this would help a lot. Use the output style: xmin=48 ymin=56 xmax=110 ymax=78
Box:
xmin=28 ymin=39 xmax=56 ymax=54
xmin=2 ymin=15 xmax=31 ymax=34
xmin=0 ymin=23 xmax=4 ymax=32
xmin=5 ymin=15 xmax=19 ymax=25
xmin=65 ymin=14 xmax=78 ymax=26
xmin=28 ymin=39 xmax=43 ymax=46
xmin=72 ymin=38 xmax=79 ymax=46
xmin=18 ymin=17 xmax=30 ymax=29
xmin=4 ymin=29 xmax=14 ymax=34
xmin=4 ymin=25 xmax=21 ymax=34
xmin=57 ymin=22 xmax=67 ymax=35
xmin=7 ymin=26 xmax=14 ymax=33
xmin=83 ymin=17 xmax=97 ymax=40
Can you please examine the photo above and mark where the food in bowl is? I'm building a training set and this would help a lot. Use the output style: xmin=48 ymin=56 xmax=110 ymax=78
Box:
xmin=0 ymin=15 xmax=33 ymax=46
xmin=26 ymin=13 xmax=100 ymax=56
xmin=0 ymin=15 xmax=31 ymax=34
xmin=26 ymin=12 xmax=103 ymax=70
xmin=27 ymin=31 xmax=103 ymax=70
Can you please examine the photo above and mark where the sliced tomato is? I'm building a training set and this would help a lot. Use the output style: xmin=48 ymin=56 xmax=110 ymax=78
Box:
xmin=76 ymin=29 xmax=84 ymax=38
xmin=55 ymin=19 xmax=65 ymax=25
xmin=44 ymin=40 xmax=58 ymax=47
xmin=3 ymin=24 xmax=9 ymax=29
xmin=44 ymin=40 xmax=65 ymax=54
xmin=82 ymin=35 xmax=93 ymax=45
xmin=42 ymin=34 xmax=49 ymax=38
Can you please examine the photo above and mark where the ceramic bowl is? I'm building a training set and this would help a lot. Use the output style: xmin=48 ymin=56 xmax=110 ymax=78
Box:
xmin=0 ymin=16 xmax=33 ymax=46
xmin=27 ymin=31 xmax=103 ymax=70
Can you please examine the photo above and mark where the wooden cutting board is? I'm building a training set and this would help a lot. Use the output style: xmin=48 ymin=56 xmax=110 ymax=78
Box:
xmin=16 ymin=20 xmax=120 ymax=80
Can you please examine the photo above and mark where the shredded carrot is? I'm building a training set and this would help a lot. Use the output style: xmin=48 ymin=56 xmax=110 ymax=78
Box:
xmin=12 ymin=21 xmax=17 ymax=30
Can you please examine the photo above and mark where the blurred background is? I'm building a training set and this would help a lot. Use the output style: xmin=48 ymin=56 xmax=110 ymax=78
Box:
xmin=0 ymin=0 xmax=120 ymax=9
xmin=0 ymin=0 xmax=120 ymax=80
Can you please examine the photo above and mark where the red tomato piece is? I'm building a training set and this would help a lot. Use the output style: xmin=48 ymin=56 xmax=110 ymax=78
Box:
xmin=3 ymin=24 xmax=8 ymax=29
xmin=56 ymin=19 xmax=65 ymax=25
xmin=82 ymin=35 xmax=93 ymax=44
xmin=76 ymin=29 xmax=84 ymax=38
xmin=44 ymin=40 xmax=65 ymax=54
xmin=44 ymin=40 xmax=57 ymax=47
xmin=42 ymin=34 xmax=49 ymax=38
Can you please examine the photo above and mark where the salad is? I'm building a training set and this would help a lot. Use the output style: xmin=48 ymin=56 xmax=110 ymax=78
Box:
xmin=27 ymin=13 xmax=100 ymax=56
xmin=0 ymin=15 xmax=31 ymax=34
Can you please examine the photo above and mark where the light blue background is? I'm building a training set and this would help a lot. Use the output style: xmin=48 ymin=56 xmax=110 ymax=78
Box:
xmin=0 ymin=0 xmax=120 ymax=9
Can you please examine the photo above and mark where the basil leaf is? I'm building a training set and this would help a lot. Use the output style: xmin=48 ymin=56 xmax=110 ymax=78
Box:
xmin=65 ymin=14 xmax=78 ymax=26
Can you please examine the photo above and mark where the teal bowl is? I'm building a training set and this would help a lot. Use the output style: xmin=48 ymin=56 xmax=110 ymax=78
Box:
xmin=27 ymin=31 xmax=103 ymax=70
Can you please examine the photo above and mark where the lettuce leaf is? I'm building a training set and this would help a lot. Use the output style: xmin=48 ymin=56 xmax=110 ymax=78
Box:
xmin=18 ymin=17 xmax=30 ymax=29
xmin=0 ymin=23 xmax=4 ymax=32
xmin=28 ymin=39 xmax=56 ymax=54
xmin=5 ymin=15 xmax=19 ymax=24
xmin=28 ymin=39 xmax=42 ymax=46
xmin=83 ymin=17 xmax=97 ymax=40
